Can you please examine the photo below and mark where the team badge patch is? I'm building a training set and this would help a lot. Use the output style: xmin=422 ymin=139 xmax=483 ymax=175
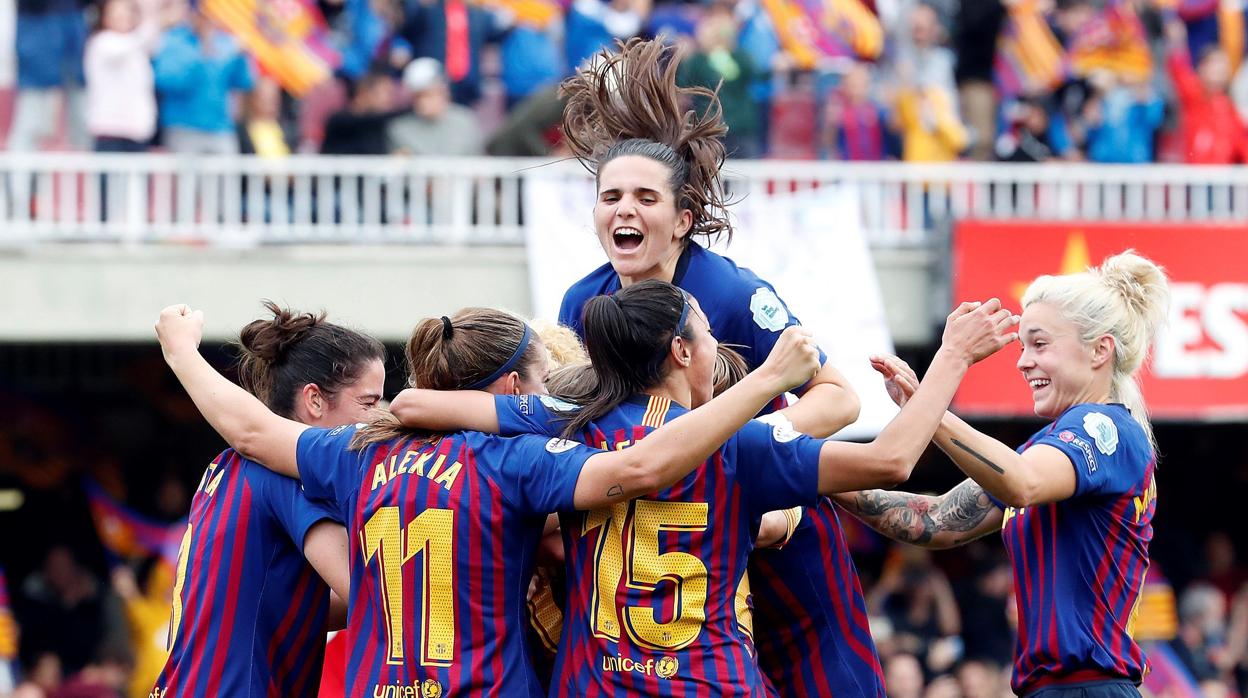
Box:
xmin=539 ymin=394 xmax=579 ymax=412
xmin=1082 ymin=412 xmax=1119 ymax=455
xmin=757 ymin=414 xmax=801 ymax=443
xmin=750 ymin=288 xmax=789 ymax=332
xmin=545 ymin=438 xmax=579 ymax=454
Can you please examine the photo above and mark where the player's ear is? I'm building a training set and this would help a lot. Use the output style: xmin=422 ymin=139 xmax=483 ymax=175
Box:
xmin=670 ymin=335 xmax=692 ymax=369
xmin=1090 ymin=335 xmax=1115 ymax=370
xmin=502 ymin=371 xmax=521 ymax=395
xmin=674 ymin=208 xmax=693 ymax=240
xmin=302 ymin=383 xmax=325 ymax=419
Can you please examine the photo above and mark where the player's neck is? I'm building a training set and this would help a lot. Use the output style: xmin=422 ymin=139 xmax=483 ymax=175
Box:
xmin=645 ymin=379 xmax=693 ymax=410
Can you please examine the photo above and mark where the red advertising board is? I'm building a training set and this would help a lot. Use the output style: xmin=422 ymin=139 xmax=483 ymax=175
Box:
xmin=953 ymin=221 xmax=1248 ymax=419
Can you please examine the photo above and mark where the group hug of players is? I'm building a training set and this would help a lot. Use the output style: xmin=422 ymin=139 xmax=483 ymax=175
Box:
xmin=147 ymin=39 xmax=1170 ymax=698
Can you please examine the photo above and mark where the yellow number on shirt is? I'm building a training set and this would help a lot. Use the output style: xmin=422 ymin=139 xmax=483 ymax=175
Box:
xmin=584 ymin=500 xmax=709 ymax=650
xmin=361 ymin=506 xmax=456 ymax=666
xmin=167 ymin=523 xmax=194 ymax=650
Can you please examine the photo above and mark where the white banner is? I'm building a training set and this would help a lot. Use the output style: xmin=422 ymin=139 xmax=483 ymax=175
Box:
xmin=523 ymin=171 xmax=897 ymax=439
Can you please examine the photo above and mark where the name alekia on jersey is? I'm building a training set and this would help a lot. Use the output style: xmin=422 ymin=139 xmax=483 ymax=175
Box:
xmin=368 ymin=447 xmax=463 ymax=492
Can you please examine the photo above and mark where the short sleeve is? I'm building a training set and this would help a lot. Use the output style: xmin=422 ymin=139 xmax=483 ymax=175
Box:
xmin=296 ymin=425 xmax=369 ymax=521
xmin=557 ymin=291 xmax=584 ymax=337
xmin=254 ymin=463 xmax=341 ymax=547
xmin=726 ymin=419 xmax=823 ymax=515
xmin=1026 ymin=406 xmax=1147 ymax=498
xmin=477 ymin=434 xmax=598 ymax=515
xmin=494 ymin=394 xmax=572 ymax=438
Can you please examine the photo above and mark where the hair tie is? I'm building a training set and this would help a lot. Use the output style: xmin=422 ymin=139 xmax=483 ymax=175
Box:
xmin=609 ymin=293 xmax=622 ymax=306
xmin=440 ymin=316 xmax=454 ymax=340
xmin=466 ymin=323 xmax=534 ymax=390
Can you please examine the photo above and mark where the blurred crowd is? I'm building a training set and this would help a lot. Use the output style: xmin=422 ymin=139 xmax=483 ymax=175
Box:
xmin=1 ymin=0 xmax=1248 ymax=163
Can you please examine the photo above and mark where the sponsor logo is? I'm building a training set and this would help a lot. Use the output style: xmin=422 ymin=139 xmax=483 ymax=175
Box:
xmin=422 ymin=679 xmax=443 ymax=698
xmin=1083 ymin=412 xmax=1119 ymax=455
xmin=517 ymin=394 xmax=531 ymax=415
xmin=546 ymin=438 xmax=580 ymax=454
xmin=601 ymin=654 xmax=680 ymax=679
xmin=370 ymin=681 xmax=442 ymax=698
xmin=750 ymin=288 xmax=789 ymax=332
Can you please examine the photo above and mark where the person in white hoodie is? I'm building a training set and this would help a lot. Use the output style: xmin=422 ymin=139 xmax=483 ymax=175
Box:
xmin=83 ymin=0 xmax=159 ymax=152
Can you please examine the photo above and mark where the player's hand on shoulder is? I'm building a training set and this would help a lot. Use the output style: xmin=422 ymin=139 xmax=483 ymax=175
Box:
xmin=939 ymin=298 xmax=1019 ymax=366
xmin=758 ymin=325 xmax=821 ymax=393
xmin=155 ymin=303 xmax=205 ymax=357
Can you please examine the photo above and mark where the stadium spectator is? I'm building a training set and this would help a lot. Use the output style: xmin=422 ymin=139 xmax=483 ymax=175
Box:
xmin=955 ymin=658 xmax=1007 ymax=698
xmin=388 ymin=57 xmax=482 ymax=156
xmin=889 ymin=3 xmax=957 ymax=99
xmin=398 ymin=0 xmax=506 ymax=106
xmin=955 ymin=553 xmax=1014 ymax=668
xmin=238 ymin=77 xmax=298 ymax=158
xmin=484 ymin=84 xmax=566 ymax=156
xmin=869 ymin=547 xmax=962 ymax=675
xmin=884 ymin=652 xmax=925 ymax=698
xmin=676 ymin=4 xmax=759 ymax=158
xmin=83 ymin=0 xmax=161 ymax=153
xmin=822 ymin=61 xmax=891 ymax=161
xmin=1201 ymin=531 xmax=1248 ymax=605
xmin=109 ymin=562 xmax=171 ymax=698
xmin=995 ymin=96 xmax=1056 ymax=162
xmin=563 ymin=0 xmax=647 ymax=73
xmin=1083 ymin=72 xmax=1165 ymax=164
xmin=893 ymin=79 xmax=967 ymax=162
xmin=47 ymin=644 xmax=131 ymax=698
xmin=7 ymin=0 xmax=87 ymax=152
xmin=15 ymin=546 xmax=125 ymax=677
xmin=1165 ymin=17 xmax=1248 ymax=164
xmin=498 ymin=23 xmax=562 ymax=109
xmin=1170 ymin=582 xmax=1230 ymax=682
xmin=320 ymin=71 xmax=405 ymax=156
xmin=152 ymin=7 xmax=255 ymax=155
xmin=952 ymin=0 xmax=1004 ymax=161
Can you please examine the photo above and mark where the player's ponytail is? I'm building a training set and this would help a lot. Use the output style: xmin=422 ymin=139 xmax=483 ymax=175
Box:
xmin=352 ymin=308 xmax=545 ymax=447
xmin=1022 ymin=250 xmax=1170 ymax=450
xmin=560 ymin=38 xmax=733 ymax=243
xmin=235 ymin=300 xmax=385 ymax=418
xmin=713 ymin=345 xmax=749 ymax=397
xmin=564 ymin=280 xmax=693 ymax=438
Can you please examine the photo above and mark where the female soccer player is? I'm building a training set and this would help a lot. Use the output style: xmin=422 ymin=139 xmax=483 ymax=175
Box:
xmin=555 ymin=37 xmax=879 ymax=696
xmin=388 ymin=280 xmax=1016 ymax=695
xmin=154 ymin=303 xmax=823 ymax=697
xmin=153 ymin=302 xmax=386 ymax=698
xmin=835 ymin=251 xmax=1169 ymax=697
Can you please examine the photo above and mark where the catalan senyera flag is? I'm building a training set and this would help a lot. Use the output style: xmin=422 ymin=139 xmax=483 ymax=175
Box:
xmin=1069 ymin=0 xmax=1153 ymax=81
xmin=761 ymin=0 xmax=883 ymax=70
xmin=995 ymin=0 xmax=1067 ymax=97
xmin=202 ymin=0 xmax=338 ymax=97
xmin=84 ymin=478 xmax=186 ymax=566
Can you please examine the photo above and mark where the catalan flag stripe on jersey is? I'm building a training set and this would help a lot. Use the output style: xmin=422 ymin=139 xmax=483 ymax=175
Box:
xmin=154 ymin=449 xmax=334 ymax=698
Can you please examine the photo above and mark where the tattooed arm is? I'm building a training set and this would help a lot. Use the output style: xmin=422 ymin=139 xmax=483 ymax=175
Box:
xmin=872 ymin=355 xmax=1078 ymax=509
xmin=832 ymin=479 xmax=1004 ymax=549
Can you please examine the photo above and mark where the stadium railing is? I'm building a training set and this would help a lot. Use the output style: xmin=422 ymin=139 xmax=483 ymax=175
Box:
xmin=1 ymin=154 xmax=1246 ymax=246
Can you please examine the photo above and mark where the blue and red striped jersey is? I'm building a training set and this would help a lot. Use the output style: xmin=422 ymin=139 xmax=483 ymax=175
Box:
xmin=295 ymin=425 xmax=599 ymax=698
xmin=558 ymin=241 xmax=882 ymax=695
xmin=749 ymin=498 xmax=886 ymax=698
xmin=495 ymin=393 xmax=823 ymax=696
xmin=994 ymin=403 xmax=1155 ymax=694
xmin=153 ymin=449 xmax=335 ymax=698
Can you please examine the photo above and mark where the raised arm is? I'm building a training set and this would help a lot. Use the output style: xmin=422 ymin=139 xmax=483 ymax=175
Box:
xmin=812 ymin=300 xmax=1018 ymax=494
xmin=832 ymin=479 xmax=1004 ymax=549
xmin=155 ymin=305 xmax=307 ymax=476
xmin=780 ymin=362 xmax=861 ymax=437
xmin=571 ymin=326 xmax=821 ymax=510
xmin=389 ymin=389 xmax=499 ymax=433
